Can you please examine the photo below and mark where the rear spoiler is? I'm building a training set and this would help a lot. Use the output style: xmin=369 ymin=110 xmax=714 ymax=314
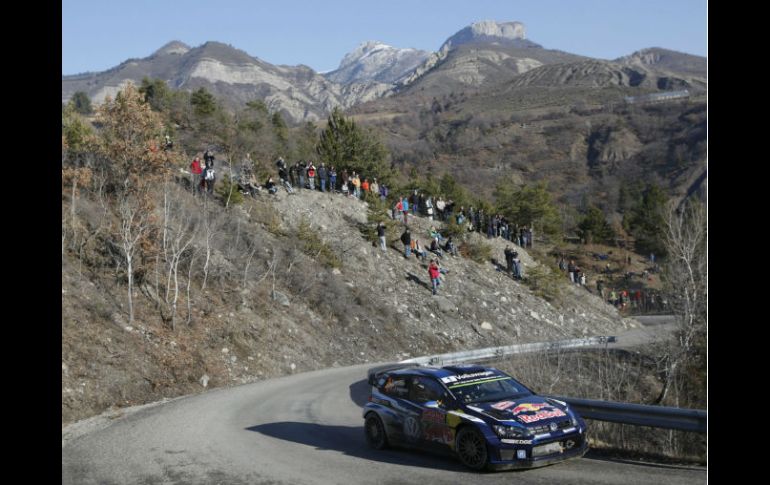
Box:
xmin=366 ymin=363 xmax=421 ymax=386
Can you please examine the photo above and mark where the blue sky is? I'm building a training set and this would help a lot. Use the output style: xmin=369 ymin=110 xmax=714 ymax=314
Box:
xmin=62 ymin=0 xmax=707 ymax=76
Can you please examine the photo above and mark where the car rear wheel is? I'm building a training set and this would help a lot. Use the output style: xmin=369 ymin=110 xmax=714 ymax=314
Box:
xmin=456 ymin=427 xmax=488 ymax=471
xmin=365 ymin=413 xmax=388 ymax=449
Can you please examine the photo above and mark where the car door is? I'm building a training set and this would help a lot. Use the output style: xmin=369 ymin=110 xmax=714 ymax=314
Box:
xmin=378 ymin=374 xmax=417 ymax=443
xmin=409 ymin=376 xmax=455 ymax=451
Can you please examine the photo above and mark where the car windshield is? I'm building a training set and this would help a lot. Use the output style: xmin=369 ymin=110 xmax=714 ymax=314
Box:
xmin=447 ymin=376 xmax=532 ymax=404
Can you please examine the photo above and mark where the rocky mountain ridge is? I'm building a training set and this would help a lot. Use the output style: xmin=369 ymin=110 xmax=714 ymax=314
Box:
xmin=62 ymin=21 xmax=706 ymax=123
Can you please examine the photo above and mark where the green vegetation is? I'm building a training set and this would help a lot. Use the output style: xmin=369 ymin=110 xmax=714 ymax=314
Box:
xmin=623 ymin=183 xmax=668 ymax=256
xmin=495 ymin=181 xmax=562 ymax=240
xmin=522 ymin=263 xmax=562 ymax=302
xmin=69 ymin=91 xmax=92 ymax=115
xmin=577 ymin=205 xmax=615 ymax=244
xmin=297 ymin=218 xmax=342 ymax=269
xmin=316 ymin=107 xmax=391 ymax=181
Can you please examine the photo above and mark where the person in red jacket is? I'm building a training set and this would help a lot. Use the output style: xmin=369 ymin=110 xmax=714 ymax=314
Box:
xmin=190 ymin=156 xmax=203 ymax=195
xmin=428 ymin=259 xmax=441 ymax=295
xmin=307 ymin=162 xmax=316 ymax=190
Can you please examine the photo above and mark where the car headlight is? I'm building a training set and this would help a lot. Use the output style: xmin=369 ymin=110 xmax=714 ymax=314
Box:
xmin=493 ymin=425 xmax=528 ymax=438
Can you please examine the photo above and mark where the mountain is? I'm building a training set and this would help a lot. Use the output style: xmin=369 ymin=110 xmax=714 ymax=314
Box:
xmin=394 ymin=21 xmax=584 ymax=95
xmin=439 ymin=20 xmax=540 ymax=51
xmin=62 ymin=22 xmax=706 ymax=130
xmin=615 ymin=47 xmax=707 ymax=79
xmin=324 ymin=41 xmax=431 ymax=84
xmin=62 ymin=41 xmax=389 ymax=123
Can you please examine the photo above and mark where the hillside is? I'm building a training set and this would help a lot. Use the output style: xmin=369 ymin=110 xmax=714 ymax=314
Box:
xmin=62 ymin=180 xmax=638 ymax=425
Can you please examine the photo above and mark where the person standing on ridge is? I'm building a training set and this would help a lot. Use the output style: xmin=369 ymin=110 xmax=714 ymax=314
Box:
xmin=190 ymin=156 xmax=203 ymax=195
xmin=428 ymin=259 xmax=441 ymax=295
xmin=377 ymin=222 xmax=387 ymax=252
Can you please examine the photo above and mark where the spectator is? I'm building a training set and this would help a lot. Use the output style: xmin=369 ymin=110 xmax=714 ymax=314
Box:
xmin=429 ymin=238 xmax=443 ymax=259
xmin=203 ymin=165 xmax=216 ymax=194
xmin=307 ymin=161 xmax=316 ymax=190
xmin=190 ymin=156 xmax=203 ymax=195
xmin=317 ymin=163 xmax=327 ymax=192
xmin=377 ymin=222 xmax=387 ymax=252
xmin=328 ymin=166 xmax=337 ymax=193
xmin=444 ymin=237 xmax=458 ymax=257
xmin=265 ymin=176 xmax=277 ymax=195
xmin=400 ymin=228 xmax=411 ymax=258
xmin=428 ymin=259 xmax=441 ymax=295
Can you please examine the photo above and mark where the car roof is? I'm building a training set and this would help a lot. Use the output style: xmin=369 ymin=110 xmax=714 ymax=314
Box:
xmin=388 ymin=364 xmax=506 ymax=380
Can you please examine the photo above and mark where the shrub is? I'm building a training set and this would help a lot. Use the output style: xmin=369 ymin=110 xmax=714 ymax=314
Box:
xmin=297 ymin=218 xmax=341 ymax=268
xmin=215 ymin=175 xmax=244 ymax=206
xmin=523 ymin=263 xmax=562 ymax=302
xmin=461 ymin=239 xmax=492 ymax=264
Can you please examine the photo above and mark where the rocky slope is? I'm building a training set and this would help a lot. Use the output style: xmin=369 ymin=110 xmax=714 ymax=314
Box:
xmin=62 ymin=182 xmax=638 ymax=425
xmin=62 ymin=41 xmax=388 ymax=123
xmin=324 ymin=41 xmax=431 ymax=84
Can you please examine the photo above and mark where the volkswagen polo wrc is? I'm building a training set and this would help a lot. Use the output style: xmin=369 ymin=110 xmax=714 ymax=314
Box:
xmin=363 ymin=364 xmax=588 ymax=470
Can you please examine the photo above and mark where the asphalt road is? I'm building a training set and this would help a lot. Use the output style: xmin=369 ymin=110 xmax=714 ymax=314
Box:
xmin=62 ymin=361 xmax=705 ymax=485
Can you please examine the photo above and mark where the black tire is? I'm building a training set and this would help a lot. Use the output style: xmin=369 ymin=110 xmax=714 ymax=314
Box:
xmin=455 ymin=427 xmax=488 ymax=471
xmin=364 ymin=413 xmax=389 ymax=450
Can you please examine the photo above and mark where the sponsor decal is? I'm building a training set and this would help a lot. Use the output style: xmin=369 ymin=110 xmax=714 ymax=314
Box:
xmin=447 ymin=410 xmax=485 ymax=424
xmin=501 ymin=439 xmax=532 ymax=445
xmin=491 ymin=400 xmax=517 ymax=411
xmin=517 ymin=409 xmax=567 ymax=424
xmin=440 ymin=370 xmax=495 ymax=384
xmin=511 ymin=402 xmax=566 ymax=424
xmin=423 ymin=424 xmax=454 ymax=444
xmin=404 ymin=416 xmax=421 ymax=440
xmin=447 ymin=376 xmax=512 ymax=389
xmin=512 ymin=403 xmax=548 ymax=415
xmin=422 ymin=409 xmax=445 ymax=424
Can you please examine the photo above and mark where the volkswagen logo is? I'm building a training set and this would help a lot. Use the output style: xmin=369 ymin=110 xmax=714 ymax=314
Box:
xmin=549 ymin=422 xmax=558 ymax=432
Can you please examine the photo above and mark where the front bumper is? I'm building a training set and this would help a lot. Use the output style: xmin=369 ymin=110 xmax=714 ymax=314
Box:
xmin=487 ymin=435 xmax=589 ymax=470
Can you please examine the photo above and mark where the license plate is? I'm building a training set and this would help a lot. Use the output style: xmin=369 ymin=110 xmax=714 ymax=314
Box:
xmin=532 ymin=441 xmax=563 ymax=457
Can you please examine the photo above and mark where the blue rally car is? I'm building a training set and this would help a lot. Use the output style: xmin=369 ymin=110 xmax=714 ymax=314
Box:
xmin=363 ymin=364 xmax=588 ymax=470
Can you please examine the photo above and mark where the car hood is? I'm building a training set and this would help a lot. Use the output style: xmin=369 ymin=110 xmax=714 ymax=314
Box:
xmin=464 ymin=396 xmax=571 ymax=425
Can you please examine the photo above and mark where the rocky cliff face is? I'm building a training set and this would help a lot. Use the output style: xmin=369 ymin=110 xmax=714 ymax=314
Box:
xmin=324 ymin=41 xmax=431 ymax=84
xmin=440 ymin=20 xmax=532 ymax=51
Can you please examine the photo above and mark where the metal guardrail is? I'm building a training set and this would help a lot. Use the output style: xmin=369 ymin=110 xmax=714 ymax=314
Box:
xmin=395 ymin=337 xmax=706 ymax=434
xmin=546 ymin=396 xmax=706 ymax=433
xmin=400 ymin=336 xmax=616 ymax=367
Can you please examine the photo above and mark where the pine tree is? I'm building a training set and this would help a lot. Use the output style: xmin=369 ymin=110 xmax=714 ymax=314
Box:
xmin=70 ymin=91 xmax=92 ymax=115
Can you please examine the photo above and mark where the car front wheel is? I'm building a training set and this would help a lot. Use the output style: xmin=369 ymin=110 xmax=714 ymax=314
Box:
xmin=455 ymin=427 xmax=488 ymax=470
xmin=365 ymin=413 xmax=388 ymax=449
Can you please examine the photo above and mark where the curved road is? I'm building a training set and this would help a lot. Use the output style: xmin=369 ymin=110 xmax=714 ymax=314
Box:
xmin=62 ymin=363 xmax=705 ymax=484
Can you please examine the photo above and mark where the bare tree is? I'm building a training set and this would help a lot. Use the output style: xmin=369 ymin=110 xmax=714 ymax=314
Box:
xmin=164 ymin=191 xmax=199 ymax=329
xmin=118 ymin=197 xmax=150 ymax=324
xmin=655 ymin=199 xmax=707 ymax=404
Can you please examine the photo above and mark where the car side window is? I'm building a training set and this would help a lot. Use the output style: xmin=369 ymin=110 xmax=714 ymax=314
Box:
xmin=382 ymin=376 xmax=408 ymax=398
xmin=409 ymin=377 xmax=446 ymax=404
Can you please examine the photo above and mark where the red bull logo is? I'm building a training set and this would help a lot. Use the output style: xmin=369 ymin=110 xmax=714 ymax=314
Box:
xmin=512 ymin=402 xmax=548 ymax=415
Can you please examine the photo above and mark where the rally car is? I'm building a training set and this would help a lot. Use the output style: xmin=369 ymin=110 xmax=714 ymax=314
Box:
xmin=363 ymin=364 xmax=588 ymax=470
